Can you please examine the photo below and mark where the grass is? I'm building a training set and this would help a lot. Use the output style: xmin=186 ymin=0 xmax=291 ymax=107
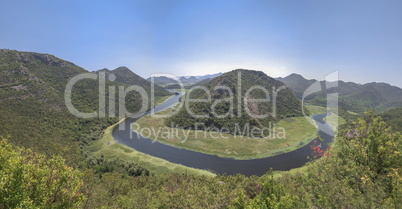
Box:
xmin=305 ymin=105 xmax=347 ymax=132
xmin=347 ymin=110 xmax=360 ymax=115
xmin=152 ymin=95 xmax=171 ymax=108
xmin=85 ymin=123 xmax=216 ymax=176
xmin=174 ymin=88 xmax=190 ymax=93
xmin=324 ymin=113 xmax=346 ymax=132
xmin=85 ymin=95 xmax=323 ymax=175
xmin=272 ymin=109 xmax=347 ymax=179
xmin=305 ymin=105 xmax=326 ymax=115
xmin=133 ymin=108 xmax=318 ymax=160
xmin=273 ymin=163 xmax=311 ymax=178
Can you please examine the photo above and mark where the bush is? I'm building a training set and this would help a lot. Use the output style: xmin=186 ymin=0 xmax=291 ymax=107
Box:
xmin=0 ymin=138 xmax=85 ymax=208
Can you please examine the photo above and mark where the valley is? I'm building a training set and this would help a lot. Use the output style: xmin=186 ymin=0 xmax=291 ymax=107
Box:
xmin=83 ymin=87 xmax=335 ymax=176
xmin=2 ymin=1 xmax=402 ymax=207
xmin=1 ymin=49 xmax=401 ymax=208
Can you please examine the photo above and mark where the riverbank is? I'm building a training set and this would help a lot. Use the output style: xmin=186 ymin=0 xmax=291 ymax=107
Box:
xmin=84 ymin=94 xmax=215 ymax=176
xmin=89 ymin=91 xmax=336 ymax=176
xmin=85 ymin=122 xmax=216 ymax=176
xmin=133 ymin=107 xmax=318 ymax=160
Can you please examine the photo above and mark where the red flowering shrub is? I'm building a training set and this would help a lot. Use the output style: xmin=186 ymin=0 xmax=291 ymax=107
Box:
xmin=311 ymin=140 xmax=331 ymax=159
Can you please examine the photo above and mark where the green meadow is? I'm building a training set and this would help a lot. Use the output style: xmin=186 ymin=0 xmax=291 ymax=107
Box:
xmin=85 ymin=122 xmax=216 ymax=176
xmin=133 ymin=107 xmax=318 ymax=160
xmin=305 ymin=105 xmax=327 ymax=115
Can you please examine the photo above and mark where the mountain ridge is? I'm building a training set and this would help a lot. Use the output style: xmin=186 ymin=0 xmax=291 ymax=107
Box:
xmin=0 ymin=49 xmax=169 ymax=163
xmin=96 ymin=66 xmax=170 ymax=97
xmin=147 ymin=73 xmax=222 ymax=86
xmin=277 ymin=73 xmax=402 ymax=113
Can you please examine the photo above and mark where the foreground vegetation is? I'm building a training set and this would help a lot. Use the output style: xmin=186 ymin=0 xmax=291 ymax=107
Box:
xmin=2 ymin=113 xmax=401 ymax=208
xmin=0 ymin=138 xmax=85 ymax=208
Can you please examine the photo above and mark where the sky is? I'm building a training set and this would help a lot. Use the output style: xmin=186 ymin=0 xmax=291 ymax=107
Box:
xmin=1 ymin=0 xmax=402 ymax=87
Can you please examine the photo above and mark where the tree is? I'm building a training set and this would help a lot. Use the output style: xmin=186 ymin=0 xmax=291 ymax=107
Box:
xmin=336 ymin=114 xmax=402 ymax=207
xmin=244 ymin=172 xmax=303 ymax=209
xmin=0 ymin=138 xmax=85 ymax=208
xmin=301 ymin=113 xmax=402 ymax=208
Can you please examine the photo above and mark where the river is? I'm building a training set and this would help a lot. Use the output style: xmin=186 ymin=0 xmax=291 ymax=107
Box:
xmin=113 ymin=92 xmax=334 ymax=176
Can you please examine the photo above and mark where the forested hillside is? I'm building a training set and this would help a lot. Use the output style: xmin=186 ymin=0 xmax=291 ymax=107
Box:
xmin=97 ymin=67 xmax=170 ymax=97
xmin=0 ymin=49 xmax=169 ymax=164
xmin=166 ymin=69 xmax=307 ymax=136
xmin=146 ymin=76 xmax=178 ymax=85
xmin=277 ymin=73 xmax=402 ymax=113
xmin=378 ymin=107 xmax=402 ymax=132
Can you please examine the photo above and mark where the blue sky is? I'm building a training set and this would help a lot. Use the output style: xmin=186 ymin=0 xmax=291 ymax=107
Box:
xmin=1 ymin=0 xmax=401 ymax=87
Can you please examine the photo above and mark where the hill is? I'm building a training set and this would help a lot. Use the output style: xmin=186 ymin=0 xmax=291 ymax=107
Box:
xmin=0 ymin=49 xmax=169 ymax=163
xmin=179 ymin=76 xmax=199 ymax=84
xmin=148 ymin=73 xmax=222 ymax=87
xmin=276 ymin=73 xmax=316 ymax=98
xmin=166 ymin=69 xmax=306 ymax=136
xmin=277 ymin=73 xmax=402 ymax=113
xmin=146 ymin=76 xmax=177 ymax=86
xmin=378 ymin=107 xmax=402 ymax=132
xmin=96 ymin=67 xmax=170 ymax=97
xmin=186 ymin=78 xmax=212 ymax=89
xmin=194 ymin=72 xmax=223 ymax=81
xmin=0 ymin=49 xmax=98 ymax=162
xmin=164 ymin=78 xmax=212 ymax=90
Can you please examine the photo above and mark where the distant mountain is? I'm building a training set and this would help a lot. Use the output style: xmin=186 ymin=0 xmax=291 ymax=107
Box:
xmin=194 ymin=72 xmax=223 ymax=81
xmin=164 ymin=78 xmax=212 ymax=90
xmin=96 ymin=67 xmax=170 ymax=97
xmin=277 ymin=73 xmax=402 ymax=113
xmin=166 ymin=69 xmax=306 ymax=136
xmin=276 ymin=73 xmax=316 ymax=98
xmin=187 ymin=78 xmax=212 ymax=89
xmin=146 ymin=76 xmax=178 ymax=86
xmin=147 ymin=76 xmax=200 ymax=86
xmin=179 ymin=76 xmax=199 ymax=84
xmin=148 ymin=73 xmax=222 ymax=86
